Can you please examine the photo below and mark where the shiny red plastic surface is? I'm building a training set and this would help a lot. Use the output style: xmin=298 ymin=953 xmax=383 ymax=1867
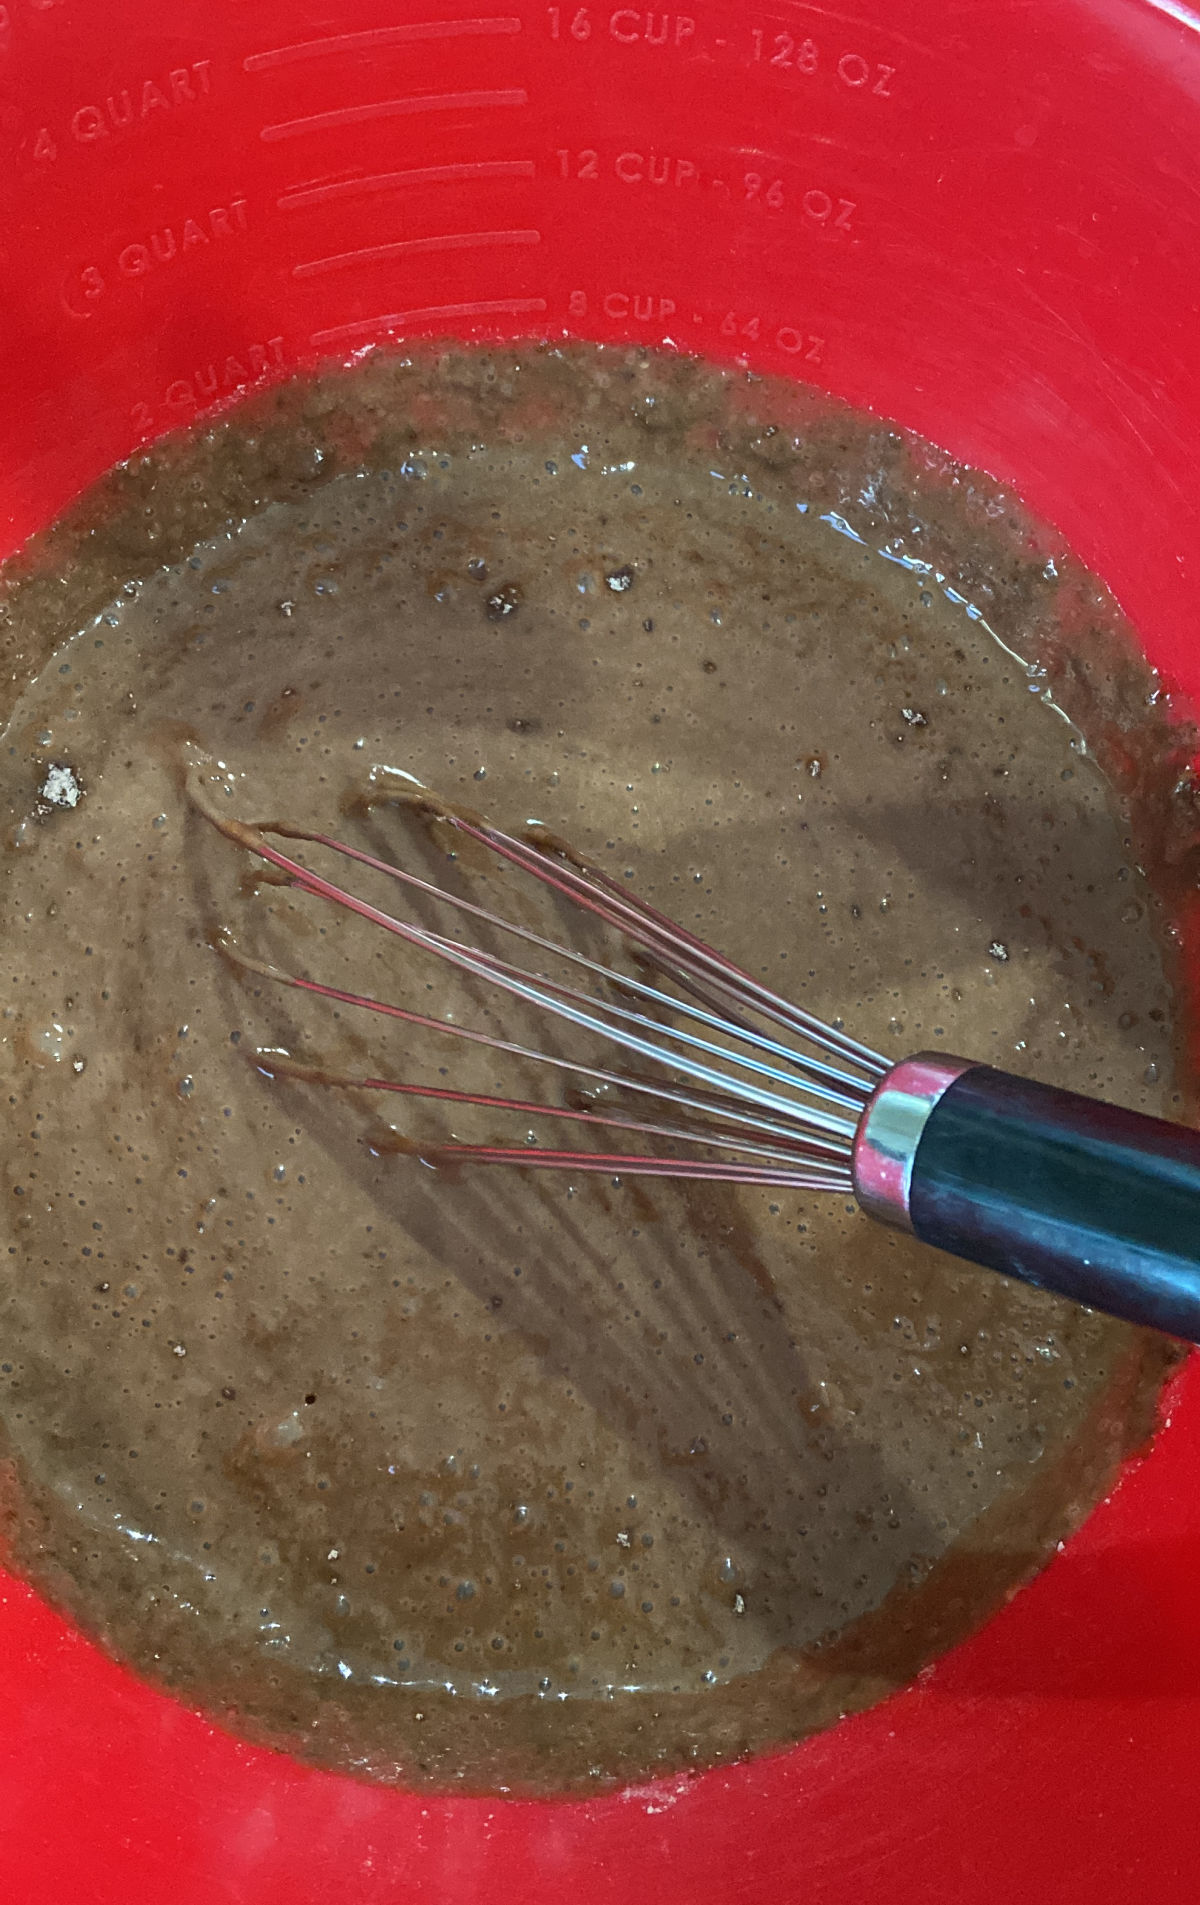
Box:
xmin=3 ymin=0 xmax=1200 ymax=1895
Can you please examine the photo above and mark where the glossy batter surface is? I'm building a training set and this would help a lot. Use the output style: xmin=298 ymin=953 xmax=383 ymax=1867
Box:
xmin=0 ymin=348 xmax=1186 ymax=1790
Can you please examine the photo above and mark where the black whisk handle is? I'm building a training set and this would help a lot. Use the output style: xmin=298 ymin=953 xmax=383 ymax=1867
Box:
xmin=852 ymin=1055 xmax=1200 ymax=1341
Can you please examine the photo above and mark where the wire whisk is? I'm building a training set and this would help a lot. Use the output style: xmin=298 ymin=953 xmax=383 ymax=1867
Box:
xmin=189 ymin=769 xmax=1200 ymax=1344
xmin=191 ymin=774 xmax=887 ymax=1191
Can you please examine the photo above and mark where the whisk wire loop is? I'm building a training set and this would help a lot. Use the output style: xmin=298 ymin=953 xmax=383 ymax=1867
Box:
xmin=193 ymin=781 xmax=885 ymax=1187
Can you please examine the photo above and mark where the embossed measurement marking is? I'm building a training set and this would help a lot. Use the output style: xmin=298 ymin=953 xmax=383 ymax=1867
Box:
xmin=566 ymin=288 xmax=825 ymax=361
xmin=552 ymin=148 xmax=857 ymax=231
xmin=239 ymin=15 xmax=543 ymax=355
xmin=542 ymin=6 xmax=902 ymax=95
xmin=30 ymin=62 xmax=214 ymax=163
xmin=261 ymin=89 xmax=527 ymax=143
xmin=66 ymin=198 xmax=249 ymax=312
xmin=278 ymin=160 xmax=537 ymax=214
xmin=294 ymin=228 xmax=541 ymax=279
xmin=310 ymin=297 xmax=548 ymax=351
xmin=245 ymin=16 xmax=522 ymax=72
xmin=749 ymin=28 xmax=895 ymax=93
xmin=130 ymin=337 xmax=288 ymax=436
xmin=547 ymin=8 xmax=696 ymax=45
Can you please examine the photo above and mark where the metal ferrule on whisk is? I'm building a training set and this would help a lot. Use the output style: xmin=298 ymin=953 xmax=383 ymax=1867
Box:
xmin=850 ymin=1054 xmax=976 ymax=1231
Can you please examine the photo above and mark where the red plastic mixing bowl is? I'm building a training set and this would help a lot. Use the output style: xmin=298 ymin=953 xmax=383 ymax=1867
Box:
xmin=4 ymin=1 xmax=1200 ymax=1896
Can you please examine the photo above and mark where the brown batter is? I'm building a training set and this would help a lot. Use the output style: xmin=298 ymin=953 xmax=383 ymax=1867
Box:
xmin=0 ymin=346 xmax=1189 ymax=1793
